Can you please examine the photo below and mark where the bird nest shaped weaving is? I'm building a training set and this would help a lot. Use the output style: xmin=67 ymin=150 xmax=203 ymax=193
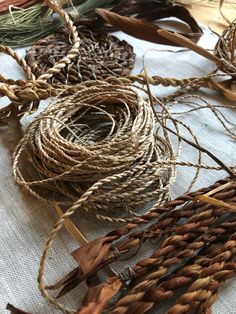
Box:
xmin=25 ymin=28 xmax=136 ymax=84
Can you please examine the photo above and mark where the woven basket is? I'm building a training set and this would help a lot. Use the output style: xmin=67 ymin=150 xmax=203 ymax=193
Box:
xmin=25 ymin=27 xmax=135 ymax=84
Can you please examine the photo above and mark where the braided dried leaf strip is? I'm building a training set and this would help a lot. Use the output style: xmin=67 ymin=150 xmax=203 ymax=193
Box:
xmin=167 ymin=263 xmax=236 ymax=314
xmin=0 ymin=72 xmax=234 ymax=126
xmin=113 ymin=211 xmax=235 ymax=285
xmin=64 ymin=179 xmax=235 ymax=279
xmin=44 ymin=180 xmax=235 ymax=295
xmin=0 ymin=75 xmax=194 ymax=125
xmin=167 ymin=261 xmax=236 ymax=314
xmin=108 ymin=232 xmax=236 ymax=314
xmin=79 ymin=216 xmax=236 ymax=314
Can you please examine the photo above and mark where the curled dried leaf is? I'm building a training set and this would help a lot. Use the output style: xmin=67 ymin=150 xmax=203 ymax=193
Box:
xmin=72 ymin=236 xmax=117 ymax=274
xmin=78 ymin=277 xmax=122 ymax=314
xmin=6 ymin=304 xmax=32 ymax=314
xmin=96 ymin=8 xmax=202 ymax=46
xmin=96 ymin=8 xmax=167 ymax=45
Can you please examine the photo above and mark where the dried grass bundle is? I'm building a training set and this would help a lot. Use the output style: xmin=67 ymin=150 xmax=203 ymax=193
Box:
xmin=0 ymin=3 xmax=62 ymax=48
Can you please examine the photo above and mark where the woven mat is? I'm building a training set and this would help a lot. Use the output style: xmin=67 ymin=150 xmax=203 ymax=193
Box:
xmin=0 ymin=26 xmax=236 ymax=313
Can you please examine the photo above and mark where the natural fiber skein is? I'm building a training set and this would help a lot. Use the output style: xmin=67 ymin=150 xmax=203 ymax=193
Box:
xmin=13 ymin=82 xmax=176 ymax=222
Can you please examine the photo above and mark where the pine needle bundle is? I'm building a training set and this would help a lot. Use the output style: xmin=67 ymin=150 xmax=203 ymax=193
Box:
xmin=0 ymin=0 xmax=118 ymax=48
xmin=0 ymin=4 xmax=62 ymax=48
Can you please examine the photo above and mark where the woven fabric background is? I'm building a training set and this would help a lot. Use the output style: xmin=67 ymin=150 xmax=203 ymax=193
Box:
xmin=0 ymin=26 xmax=236 ymax=313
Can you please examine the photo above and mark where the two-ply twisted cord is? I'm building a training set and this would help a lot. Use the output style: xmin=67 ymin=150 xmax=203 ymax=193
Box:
xmin=11 ymin=83 xmax=177 ymax=313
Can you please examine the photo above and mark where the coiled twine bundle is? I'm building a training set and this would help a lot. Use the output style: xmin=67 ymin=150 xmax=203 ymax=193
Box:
xmin=13 ymin=83 xmax=176 ymax=222
xmin=215 ymin=19 xmax=236 ymax=75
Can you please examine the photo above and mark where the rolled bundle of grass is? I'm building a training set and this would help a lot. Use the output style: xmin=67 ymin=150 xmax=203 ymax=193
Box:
xmin=25 ymin=27 xmax=135 ymax=84
xmin=13 ymin=82 xmax=176 ymax=222
xmin=0 ymin=3 xmax=63 ymax=48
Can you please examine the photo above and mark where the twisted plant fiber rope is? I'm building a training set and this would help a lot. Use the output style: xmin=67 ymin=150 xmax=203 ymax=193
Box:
xmin=13 ymin=82 xmax=176 ymax=222
xmin=45 ymin=180 xmax=236 ymax=303
xmin=41 ymin=177 xmax=236 ymax=313
xmin=108 ymin=230 xmax=236 ymax=314
xmin=99 ymin=206 xmax=236 ymax=314
xmin=27 ymin=81 xmax=183 ymax=314
xmin=215 ymin=19 xmax=236 ymax=75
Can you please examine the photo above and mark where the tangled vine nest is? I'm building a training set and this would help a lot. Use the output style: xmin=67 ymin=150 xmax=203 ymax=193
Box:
xmin=25 ymin=28 xmax=135 ymax=84
xmin=13 ymin=83 xmax=176 ymax=222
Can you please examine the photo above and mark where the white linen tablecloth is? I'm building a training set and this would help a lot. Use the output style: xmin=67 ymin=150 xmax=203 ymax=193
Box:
xmin=0 ymin=25 xmax=235 ymax=313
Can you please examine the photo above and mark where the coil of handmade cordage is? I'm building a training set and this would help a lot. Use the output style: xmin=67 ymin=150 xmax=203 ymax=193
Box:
xmin=215 ymin=20 xmax=236 ymax=74
xmin=13 ymin=82 xmax=177 ymax=222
